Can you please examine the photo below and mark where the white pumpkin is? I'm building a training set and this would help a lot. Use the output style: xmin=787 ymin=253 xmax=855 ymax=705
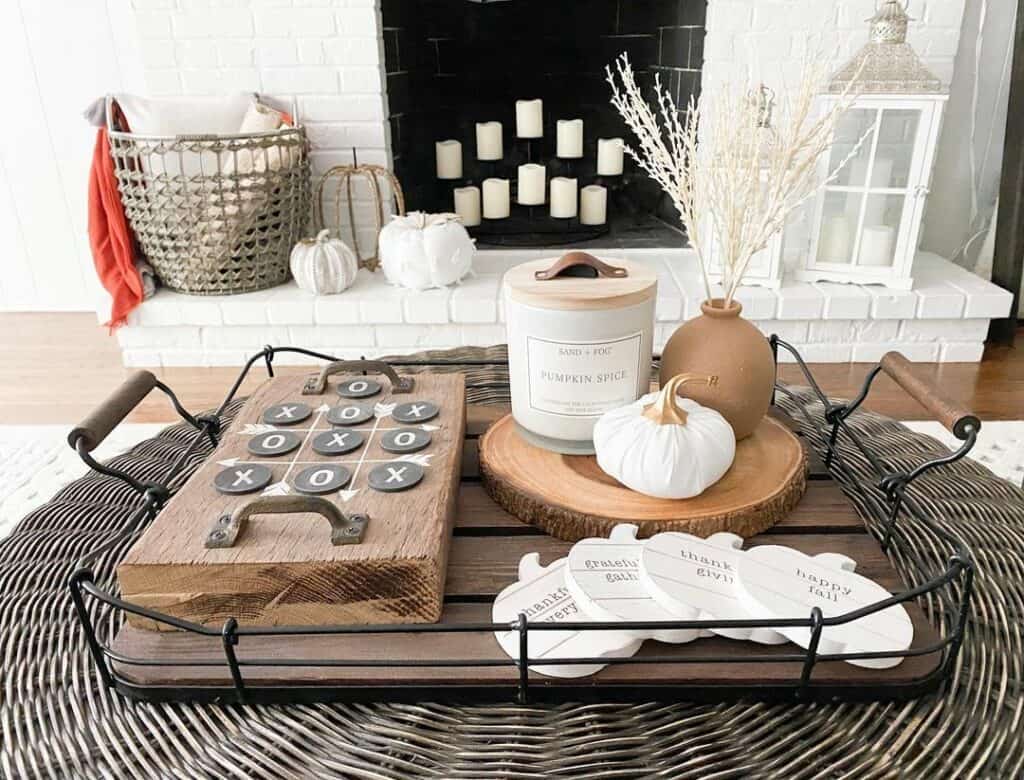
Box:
xmin=378 ymin=211 xmax=474 ymax=290
xmin=290 ymin=229 xmax=359 ymax=295
xmin=593 ymin=374 xmax=736 ymax=499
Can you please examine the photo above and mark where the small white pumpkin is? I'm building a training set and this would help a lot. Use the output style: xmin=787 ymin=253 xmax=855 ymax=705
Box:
xmin=290 ymin=229 xmax=359 ymax=295
xmin=378 ymin=211 xmax=474 ymax=290
xmin=593 ymin=374 xmax=736 ymax=499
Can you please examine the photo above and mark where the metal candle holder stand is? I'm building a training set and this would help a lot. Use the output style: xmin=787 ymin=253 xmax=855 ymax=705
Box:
xmin=66 ymin=341 xmax=975 ymax=706
xmin=459 ymin=135 xmax=611 ymax=247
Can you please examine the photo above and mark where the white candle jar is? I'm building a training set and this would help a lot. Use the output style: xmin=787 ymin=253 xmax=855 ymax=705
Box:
xmin=502 ymin=253 xmax=657 ymax=454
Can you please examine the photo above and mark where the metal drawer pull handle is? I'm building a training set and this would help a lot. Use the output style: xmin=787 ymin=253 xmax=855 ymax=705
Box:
xmin=205 ymin=495 xmax=369 ymax=548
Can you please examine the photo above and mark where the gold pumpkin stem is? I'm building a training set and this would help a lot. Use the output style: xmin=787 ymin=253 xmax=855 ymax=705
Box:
xmin=642 ymin=373 xmax=719 ymax=426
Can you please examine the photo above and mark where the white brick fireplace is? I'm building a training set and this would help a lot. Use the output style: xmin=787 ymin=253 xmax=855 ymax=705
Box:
xmin=110 ymin=0 xmax=1011 ymax=366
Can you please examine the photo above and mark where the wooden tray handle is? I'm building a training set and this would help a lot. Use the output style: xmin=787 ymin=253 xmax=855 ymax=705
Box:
xmin=205 ymin=495 xmax=369 ymax=548
xmin=534 ymin=251 xmax=628 ymax=280
xmin=302 ymin=359 xmax=414 ymax=396
xmin=68 ymin=370 xmax=158 ymax=452
xmin=879 ymin=351 xmax=980 ymax=440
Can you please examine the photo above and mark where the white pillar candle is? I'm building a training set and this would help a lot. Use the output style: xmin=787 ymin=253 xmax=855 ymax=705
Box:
xmin=556 ymin=119 xmax=583 ymax=158
xmin=579 ymin=184 xmax=607 ymax=225
xmin=454 ymin=185 xmax=481 ymax=227
xmin=482 ymin=178 xmax=510 ymax=219
xmin=517 ymin=163 xmax=545 ymax=205
xmin=859 ymin=225 xmax=896 ymax=267
xmin=476 ymin=121 xmax=503 ymax=161
xmin=819 ymin=216 xmax=852 ymax=264
xmin=549 ymin=177 xmax=578 ymax=218
xmin=597 ymin=138 xmax=624 ymax=175
xmin=435 ymin=139 xmax=462 ymax=180
xmin=515 ymin=99 xmax=543 ymax=139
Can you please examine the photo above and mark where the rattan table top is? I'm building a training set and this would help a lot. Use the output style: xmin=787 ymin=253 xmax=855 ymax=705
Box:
xmin=2 ymin=347 xmax=1022 ymax=779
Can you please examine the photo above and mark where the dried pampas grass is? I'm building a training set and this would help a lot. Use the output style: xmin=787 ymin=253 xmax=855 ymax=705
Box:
xmin=607 ymin=54 xmax=864 ymax=306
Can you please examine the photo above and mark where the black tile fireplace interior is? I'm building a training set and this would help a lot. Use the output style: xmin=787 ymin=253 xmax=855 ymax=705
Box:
xmin=382 ymin=0 xmax=707 ymax=248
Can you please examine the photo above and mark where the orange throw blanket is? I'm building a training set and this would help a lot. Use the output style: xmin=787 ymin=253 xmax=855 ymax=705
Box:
xmin=88 ymin=127 xmax=142 ymax=329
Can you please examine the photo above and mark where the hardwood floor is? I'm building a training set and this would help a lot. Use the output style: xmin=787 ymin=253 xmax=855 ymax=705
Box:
xmin=1 ymin=312 xmax=1021 ymax=425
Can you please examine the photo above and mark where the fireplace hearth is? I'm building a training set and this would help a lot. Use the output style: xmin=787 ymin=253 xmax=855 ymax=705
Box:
xmin=382 ymin=0 xmax=706 ymax=248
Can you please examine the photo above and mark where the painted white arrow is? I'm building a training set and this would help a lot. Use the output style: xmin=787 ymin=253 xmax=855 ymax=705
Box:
xmin=390 ymin=453 xmax=434 ymax=467
xmin=241 ymin=423 xmax=278 ymax=435
xmin=374 ymin=402 xmax=396 ymax=417
xmin=218 ymin=458 xmax=240 ymax=467
xmin=420 ymin=424 xmax=440 ymax=431
xmin=315 ymin=403 xmax=331 ymax=413
xmin=262 ymin=481 xmax=291 ymax=496
xmin=338 ymin=489 xmax=361 ymax=503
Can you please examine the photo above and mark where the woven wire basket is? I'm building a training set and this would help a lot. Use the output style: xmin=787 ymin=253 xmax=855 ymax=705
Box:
xmin=106 ymin=97 xmax=311 ymax=295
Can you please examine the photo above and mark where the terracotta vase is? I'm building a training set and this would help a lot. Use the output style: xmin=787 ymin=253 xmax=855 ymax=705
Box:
xmin=659 ymin=298 xmax=775 ymax=440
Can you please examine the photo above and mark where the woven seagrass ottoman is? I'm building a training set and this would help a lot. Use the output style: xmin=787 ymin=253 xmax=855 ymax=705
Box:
xmin=2 ymin=347 xmax=1022 ymax=778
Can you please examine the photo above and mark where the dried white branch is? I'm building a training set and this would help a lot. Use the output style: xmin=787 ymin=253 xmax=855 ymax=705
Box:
xmin=607 ymin=55 xmax=863 ymax=307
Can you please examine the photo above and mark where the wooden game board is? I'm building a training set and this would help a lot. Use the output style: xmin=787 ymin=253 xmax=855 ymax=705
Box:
xmin=111 ymin=405 xmax=946 ymax=701
xmin=117 ymin=362 xmax=465 ymax=628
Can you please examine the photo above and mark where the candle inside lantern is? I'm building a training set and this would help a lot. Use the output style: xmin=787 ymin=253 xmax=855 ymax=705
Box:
xmin=819 ymin=216 xmax=852 ymax=264
xmin=556 ymin=119 xmax=583 ymax=158
xmin=517 ymin=163 xmax=545 ymax=205
xmin=454 ymin=185 xmax=481 ymax=227
xmin=483 ymin=178 xmax=510 ymax=219
xmin=476 ymin=121 xmax=503 ymax=161
xmin=549 ymin=177 xmax=578 ymax=218
xmin=859 ymin=225 xmax=896 ymax=267
xmin=597 ymin=138 xmax=624 ymax=175
xmin=515 ymin=99 xmax=543 ymax=139
xmin=580 ymin=184 xmax=607 ymax=225
xmin=435 ymin=139 xmax=463 ymax=179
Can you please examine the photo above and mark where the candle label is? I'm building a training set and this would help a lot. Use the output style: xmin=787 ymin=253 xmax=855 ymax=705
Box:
xmin=526 ymin=332 xmax=642 ymax=417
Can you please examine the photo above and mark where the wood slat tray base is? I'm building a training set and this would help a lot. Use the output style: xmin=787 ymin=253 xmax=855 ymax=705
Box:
xmin=110 ymin=405 xmax=945 ymax=702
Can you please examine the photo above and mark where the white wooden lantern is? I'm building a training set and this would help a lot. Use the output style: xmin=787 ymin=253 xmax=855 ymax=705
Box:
xmin=797 ymin=1 xmax=947 ymax=290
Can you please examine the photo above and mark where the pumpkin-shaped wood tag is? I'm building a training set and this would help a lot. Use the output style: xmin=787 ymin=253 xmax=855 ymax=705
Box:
xmin=565 ymin=524 xmax=700 ymax=643
xmin=492 ymin=553 xmax=642 ymax=678
xmin=639 ymin=531 xmax=788 ymax=644
xmin=735 ymin=545 xmax=914 ymax=668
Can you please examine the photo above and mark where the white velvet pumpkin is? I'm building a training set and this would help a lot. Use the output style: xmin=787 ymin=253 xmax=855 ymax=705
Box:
xmin=593 ymin=374 xmax=736 ymax=499
xmin=290 ymin=229 xmax=359 ymax=295
xmin=378 ymin=211 xmax=474 ymax=290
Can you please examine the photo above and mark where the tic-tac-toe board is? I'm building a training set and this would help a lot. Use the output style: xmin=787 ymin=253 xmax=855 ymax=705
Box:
xmin=117 ymin=361 xmax=465 ymax=629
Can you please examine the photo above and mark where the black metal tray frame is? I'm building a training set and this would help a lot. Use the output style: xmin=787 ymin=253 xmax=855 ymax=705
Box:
xmin=67 ymin=342 xmax=977 ymax=705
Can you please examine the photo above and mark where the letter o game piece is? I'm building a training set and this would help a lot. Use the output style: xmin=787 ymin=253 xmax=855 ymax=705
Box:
xmin=327 ymin=404 xmax=374 ymax=426
xmin=380 ymin=427 xmax=431 ymax=454
xmin=294 ymin=464 xmax=352 ymax=495
xmin=247 ymin=431 xmax=302 ymax=457
xmin=336 ymin=378 xmax=382 ymax=399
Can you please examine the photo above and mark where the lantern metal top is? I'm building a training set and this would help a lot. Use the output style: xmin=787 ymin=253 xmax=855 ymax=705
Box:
xmin=828 ymin=1 xmax=944 ymax=94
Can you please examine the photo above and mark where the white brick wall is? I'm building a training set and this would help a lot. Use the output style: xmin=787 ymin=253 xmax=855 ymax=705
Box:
xmin=115 ymin=250 xmax=1011 ymax=367
xmin=125 ymin=0 xmax=969 ymax=246
xmin=131 ymin=0 xmax=389 ymax=236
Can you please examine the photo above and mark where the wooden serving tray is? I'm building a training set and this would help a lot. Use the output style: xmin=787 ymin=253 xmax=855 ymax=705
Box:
xmin=479 ymin=413 xmax=807 ymax=541
xmin=110 ymin=405 xmax=945 ymax=702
